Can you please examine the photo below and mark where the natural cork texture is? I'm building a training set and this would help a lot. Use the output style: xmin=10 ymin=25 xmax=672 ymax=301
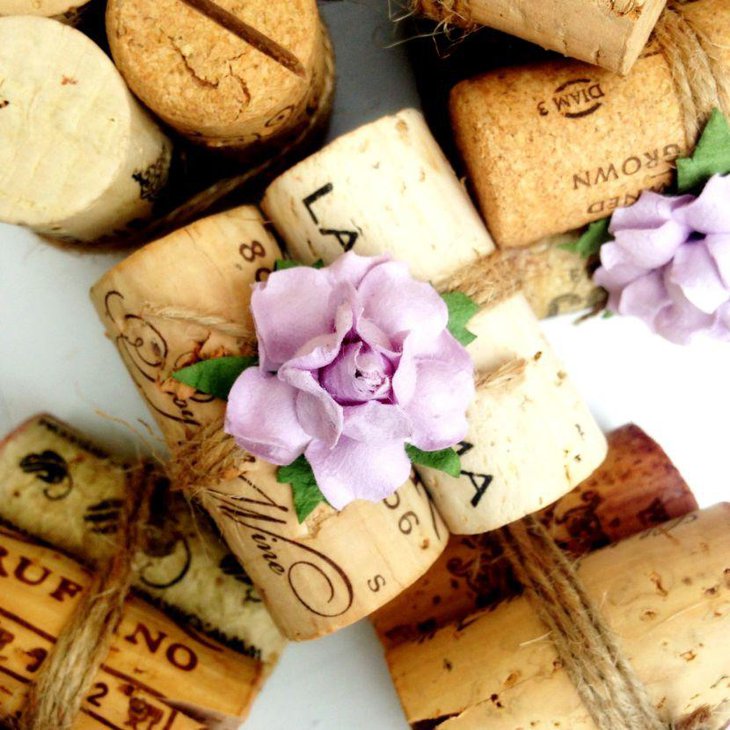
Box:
xmin=0 ymin=16 xmax=172 ymax=243
xmin=386 ymin=504 xmax=729 ymax=728
xmin=414 ymin=0 xmax=667 ymax=74
xmin=0 ymin=526 xmax=263 ymax=728
xmin=91 ymin=206 xmax=447 ymax=640
xmin=372 ymin=424 xmax=698 ymax=648
xmin=0 ymin=0 xmax=93 ymax=22
xmin=450 ymin=0 xmax=730 ymax=248
xmin=0 ymin=413 xmax=285 ymax=668
xmin=263 ymin=110 xmax=607 ymax=535
xmin=107 ymin=0 xmax=330 ymax=153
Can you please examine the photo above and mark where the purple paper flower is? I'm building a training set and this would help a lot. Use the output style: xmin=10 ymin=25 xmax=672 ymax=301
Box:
xmin=594 ymin=174 xmax=730 ymax=344
xmin=224 ymin=252 xmax=475 ymax=509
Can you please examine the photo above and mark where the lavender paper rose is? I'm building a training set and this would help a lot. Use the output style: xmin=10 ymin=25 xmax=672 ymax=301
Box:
xmin=224 ymin=252 xmax=475 ymax=509
xmin=594 ymin=174 xmax=730 ymax=344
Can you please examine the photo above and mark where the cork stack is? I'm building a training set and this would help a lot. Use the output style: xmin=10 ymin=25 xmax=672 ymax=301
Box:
xmin=450 ymin=0 xmax=730 ymax=247
xmin=413 ymin=0 xmax=667 ymax=74
xmin=91 ymin=206 xmax=447 ymax=641
xmin=0 ymin=17 xmax=172 ymax=243
xmin=262 ymin=109 xmax=608 ymax=535
xmin=106 ymin=0 xmax=333 ymax=156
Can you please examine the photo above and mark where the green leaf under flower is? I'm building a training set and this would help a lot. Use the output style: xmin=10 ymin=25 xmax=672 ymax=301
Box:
xmin=677 ymin=108 xmax=730 ymax=193
xmin=274 ymin=258 xmax=325 ymax=271
xmin=172 ymin=356 xmax=258 ymax=400
xmin=560 ymin=218 xmax=612 ymax=259
xmin=441 ymin=291 xmax=479 ymax=346
xmin=405 ymin=444 xmax=461 ymax=477
xmin=277 ymin=455 xmax=329 ymax=522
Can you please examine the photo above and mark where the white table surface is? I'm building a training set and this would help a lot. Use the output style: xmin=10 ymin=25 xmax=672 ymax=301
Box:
xmin=1 ymin=2 xmax=728 ymax=728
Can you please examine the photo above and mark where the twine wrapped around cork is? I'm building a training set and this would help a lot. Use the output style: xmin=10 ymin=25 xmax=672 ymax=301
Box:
xmin=262 ymin=108 xmax=608 ymax=535
xmin=0 ymin=413 xmax=285 ymax=667
xmin=385 ymin=503 xmax=730 ymax=729
xmin=409 ymin=0 xmax=667 ymax=75
xmin=0 ymin=432 xmax=264 ymax=730
xmin=450 ymin=0 xmax=730 ymax=248
xmin=91 ymin=205 xmax=448 ymax=641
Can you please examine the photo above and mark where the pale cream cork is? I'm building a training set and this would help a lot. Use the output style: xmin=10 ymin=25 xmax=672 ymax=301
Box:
xmin=388 ymin=504 xmax=730 ymax=729
xmin=91 ymin=206 xmax=448 ymax=640
xmin=450 ymin=0 xmax=730 ymax=248
xmin=0 ymin=0 xmax=94 ymax=23
xmin=262 ymin=109 xmax=607 ymax=535
xmin=0 ymin=16 xmax=172 ymax=243
xmin=107 ymin=0 xmax=332 ymax=154
xmin=414 ymin=0 xmax=667 ymax=75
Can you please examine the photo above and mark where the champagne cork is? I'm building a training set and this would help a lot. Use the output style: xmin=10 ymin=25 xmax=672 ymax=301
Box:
xmin=262 ymin=109 xmax=608 ymax=535
xmin=387 ymin=504 xmax=730 ymax=728
xmin=372 ymin=424 xmax=698 ymax=648
xmin=91 ymin=205 xmax=447 ymax=641
xmin=0 ymin=0 xmax=93 ymax=23
xmin=107 ymin=0 xmax=333 ymax=155
xmin=0 ymin=526 xmax=262 ymax=729
xmin=413 ymin=0 xmax=667 ymax=75
xmin=450 ymin=0 xmax=730 ymax=248
xmin=0 ymin=17 xmax=172 ymax=243
xmin=489 ymin=232 xmax=604 ymax=318
xmin=0 ymin=413 xmax=285 ymax=667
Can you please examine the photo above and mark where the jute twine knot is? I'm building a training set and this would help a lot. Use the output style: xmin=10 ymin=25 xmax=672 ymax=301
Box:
xmin=17 ymin=465 xmax=153 ymax=730
xmin=498 ymin=515 xmax=729 ymax=730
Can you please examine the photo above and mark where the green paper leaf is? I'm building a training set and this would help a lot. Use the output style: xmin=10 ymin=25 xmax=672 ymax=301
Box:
xmin=277 ymin=455 xmax=328 ymax=522
xmin=560 ymin=218 xmax=612 ymax=259
xmin=441 ymin=291 xmax=479 ymax=346
xmin=274 ymin=258 xmax=325 ymax=271
xmin=172 ymin=356 xmax=258 ymax=400
xmin=405 ymin=444 xmax=461 ymax=478
xmin=677 ymin=108 xmax=730 ymax=192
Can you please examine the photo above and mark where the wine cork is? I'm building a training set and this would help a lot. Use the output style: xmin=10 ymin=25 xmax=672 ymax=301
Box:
xmin=91 ymin=205 xmax=447 ymax=640
xmin=387 ymin=504 xmax=730 ymax=728
xmin=0 ymin=526 xmax=263 ymax=729
xmin=0 ymin=17 xmax=172 ymax=244
xmin=489 ymin=232 xmax=604 ymax=318
xmin=0 ymin=413 xmax=285 ymax=667
xmin=262 ymin=109 xmax=607 ymax=535
xmin=372 ymin=424 xmax=698 ymax=649
xmin=450 ymin=0 xmax=730 ymax=248
xmin=413 ymin=0 xmax=667 ymax=75
xmin=0 ymin=0 xmax=93 ymax=23
xmin=107 ymin=0 xmax=332 ymax=155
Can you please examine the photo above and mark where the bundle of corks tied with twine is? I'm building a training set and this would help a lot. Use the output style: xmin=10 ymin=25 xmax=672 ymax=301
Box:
xmin=0 ymin=414 xmax=285 ymax=729
xmin=0 ymin=0 xmax=333 ymax=244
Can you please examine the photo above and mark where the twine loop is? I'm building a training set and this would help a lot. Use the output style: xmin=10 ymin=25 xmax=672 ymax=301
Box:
xmin=18 ymin=465 xmax=153 ymax=730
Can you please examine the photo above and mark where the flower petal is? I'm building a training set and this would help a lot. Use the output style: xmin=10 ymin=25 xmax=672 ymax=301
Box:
xmin=654 ymin=281 xmax=716 ymax=345
xmin=342 ymin=402 xmax=412 ymax=442
xmin=326 ymin=251 xmax=391 ymax=289
xmin=225 ymin=368 xmax=310 ymax=465
xmin=396 ymin=331 xmax=474 ymax=451
xmin=594 ymin=242 xmax=650 ymax=289
xmin=676 ymin=174 xmax=730 ymax=234
xmin=705 ymin=234 xmax=730 ymax=288
xmin=611 ymin=219 xmax=691 ymax=268
xmin=251 ymin=267 xmax=335 ymax=371
xmin=616 ymin=269 xmax=670 ymax=321
xmin=358 ymin=260 xmax=448 ymax=345
xmin=306 ymin=436 xmax=412 ymax=509
xmin=667 ymin=241 xmax=729 ymax=314
xmin=610 ymin=190 xmax=693 ymax=231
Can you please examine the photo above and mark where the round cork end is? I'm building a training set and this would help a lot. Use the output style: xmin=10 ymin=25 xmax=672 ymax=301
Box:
xmin=0 ymin=0 xmax=90 ymax=17
xmin=106 ymin=0 xmax=323 ymax=146
xmin=0 ymin=17 xmax=136 ymax=231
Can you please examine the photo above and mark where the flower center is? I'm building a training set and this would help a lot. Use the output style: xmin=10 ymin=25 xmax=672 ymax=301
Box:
xmin=319 ymin=342 xmax=393 ymax=405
